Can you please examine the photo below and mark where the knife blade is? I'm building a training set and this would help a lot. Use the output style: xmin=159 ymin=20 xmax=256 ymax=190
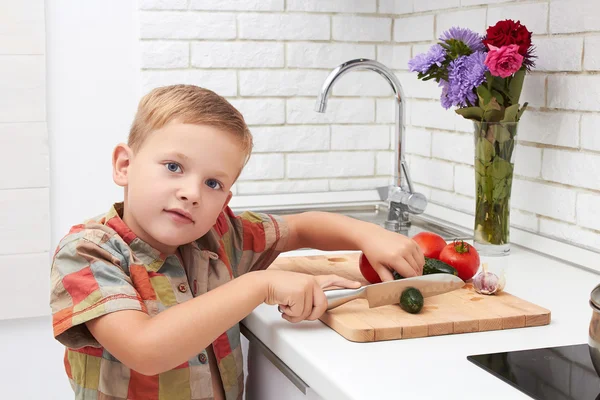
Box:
xmin=325 ymin=273 xmax=465 ymax=310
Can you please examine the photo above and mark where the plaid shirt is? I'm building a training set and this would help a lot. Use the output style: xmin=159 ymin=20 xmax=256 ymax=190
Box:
xmin=50 ymin=202 xmax=288 ymax=400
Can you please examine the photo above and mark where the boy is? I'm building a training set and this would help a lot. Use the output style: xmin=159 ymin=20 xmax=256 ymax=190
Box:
xmin=50 ymin=85 xmax=424 ymax=400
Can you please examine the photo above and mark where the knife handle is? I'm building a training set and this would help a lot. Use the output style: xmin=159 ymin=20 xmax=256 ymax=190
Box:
xmin=325 ymin=287 xmax=366 ymax=310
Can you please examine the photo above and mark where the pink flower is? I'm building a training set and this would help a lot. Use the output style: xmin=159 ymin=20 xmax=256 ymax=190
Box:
xmin=484 ymin=44 xmax=524 ymax=78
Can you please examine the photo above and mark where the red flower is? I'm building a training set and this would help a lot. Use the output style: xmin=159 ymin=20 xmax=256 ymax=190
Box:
xmin=483 ymin=19 xmax=532 ymax=56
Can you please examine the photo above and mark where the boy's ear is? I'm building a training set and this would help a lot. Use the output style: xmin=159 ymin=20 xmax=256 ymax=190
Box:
xmin=222 ymin=191 xmax=233 ymax=211
xmin=112 ymin=143 xmax=133 ymax=187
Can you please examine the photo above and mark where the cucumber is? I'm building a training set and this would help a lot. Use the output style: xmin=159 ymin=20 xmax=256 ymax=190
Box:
xmin=392 ymin=256 xmax=457 ymax=280
xmin=399 ymin=287 xmax=424 ymax=314
xmin=423 ymin=257 xmax=458 ymax=276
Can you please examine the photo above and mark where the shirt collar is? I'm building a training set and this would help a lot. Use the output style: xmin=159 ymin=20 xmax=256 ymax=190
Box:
xmin=103 ymin=202 xmax=201 ymax=272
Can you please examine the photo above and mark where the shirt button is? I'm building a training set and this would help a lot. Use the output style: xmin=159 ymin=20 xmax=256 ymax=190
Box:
xmin=199 ymin=353 xmax=207 ymax=364
xmin=178 ymin=283 xmax=187 ymax=293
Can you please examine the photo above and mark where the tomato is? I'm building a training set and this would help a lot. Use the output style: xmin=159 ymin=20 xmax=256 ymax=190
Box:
xmin=412 ymin=232 xmax=447 ymax=259
xmin=439 ymin=240 xmax=480 ymax=281
xmin=359 ymin=252 xmax=381 ymax=284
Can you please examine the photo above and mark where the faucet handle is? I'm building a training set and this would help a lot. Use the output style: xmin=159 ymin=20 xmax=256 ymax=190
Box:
xmin=405 ymin=192 xmax=427 ymax=214
xmin=400 ymin=160 xmax=415 ymax=194
xmin=388 ymin=188 xmax=427 ymax=214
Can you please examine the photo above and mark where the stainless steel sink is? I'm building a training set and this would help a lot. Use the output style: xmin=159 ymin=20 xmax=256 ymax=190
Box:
xmin=234 ymin=202 xmax=471 ymax=241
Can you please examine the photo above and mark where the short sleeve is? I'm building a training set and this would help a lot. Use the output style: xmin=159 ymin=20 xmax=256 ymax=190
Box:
xmin=50 ymin=233 xmax=147 ymax=349
xmin=226 ymin=210 xmax=289 ymax=276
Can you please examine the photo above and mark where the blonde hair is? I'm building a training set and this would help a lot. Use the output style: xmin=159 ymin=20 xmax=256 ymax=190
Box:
xmin=128 ymin=85 xmax=253 ymax=162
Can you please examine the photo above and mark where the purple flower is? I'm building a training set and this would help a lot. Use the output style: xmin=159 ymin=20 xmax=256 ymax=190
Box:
xmin=408 ymin=44 xmax=446 ymax=74
xmin=440 ymin=27 xmax=486 ymax=52
xmin=439 ymin=80 xmax=452 ymax=109
xmin=441 ymin=51 xmax=488 ymax=109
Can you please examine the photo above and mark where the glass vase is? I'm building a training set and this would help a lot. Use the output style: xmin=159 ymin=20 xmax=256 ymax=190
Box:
xmin=473 ymin=121 xmax=517 ymax=256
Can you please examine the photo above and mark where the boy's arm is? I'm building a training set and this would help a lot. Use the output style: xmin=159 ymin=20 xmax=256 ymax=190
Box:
xmin=282 ymin=211 xmax=425 ymax=280
xmin=86 ymin=268 xmax=359 ymax=375
xmin=283 ymin=211 xmax=375 ymax=251
xmin=86 ymin=271 xmax=265 ymax=375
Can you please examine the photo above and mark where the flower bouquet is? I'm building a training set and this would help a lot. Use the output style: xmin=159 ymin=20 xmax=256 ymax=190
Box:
xmin=408 ymin=20 xmax=536 ymax=255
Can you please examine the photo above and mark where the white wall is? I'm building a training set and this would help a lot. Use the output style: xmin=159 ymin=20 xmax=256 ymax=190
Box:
xmin=47 ymin=0 xmax=140 ymax=248
xmin=1 ymin=0 xmax=139 ymax=322
xmin=138 ymin=0 xmax=400 ymax=196
xmin=140 ymin=0 xmax=600 ymax=253
xmin=0 ymin=0 xmax=50 ymax=320
xmin=0 ymin=0 xmax=142 ymax=322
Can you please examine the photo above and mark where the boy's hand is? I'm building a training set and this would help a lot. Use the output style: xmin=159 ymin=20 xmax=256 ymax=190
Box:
xmin=262 ymin=270 xmax=360 ymax=323
xmin=361 ymin=226 xmax=425 ymax=281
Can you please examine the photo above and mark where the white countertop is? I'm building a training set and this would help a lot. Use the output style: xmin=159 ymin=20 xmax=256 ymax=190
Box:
xmin=242 ymin=245 xmax=599 ymax=400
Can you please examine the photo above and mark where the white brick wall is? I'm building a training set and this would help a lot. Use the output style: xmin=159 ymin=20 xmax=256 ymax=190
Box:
xmin=512 ymin=179 xmax=576 ymax=222
xmin=394 ymin=15 xmax=434 ymax=43
xmin=140 ymin=12 xmax=236 ymax=39
xmin=0 ymin=56 xmax=46 ymax=121
xmin=239 ymin=70 xmax=327 ymax=97
xmin=379 ymin=0 xmax=412 ymax=14
xmin=142 ymin=70 xmax=237 ymax=96
xmin=581 ymin=115 xmax=600 ymax=151
xmin=518 ymin=112 xmax=579 ymax=148
xmin=190 ymin=0 xmax=283 ymax=12
xmin=331 ymin=125 xmax=389 ymax=150
xmin=0 ymin=0 xmax=49 ymax=320
xmin=238 ymin=14 xmax=330 ymax=40
xmin=431 ymin=131 xmax=473 ymax=164
xmin=542 ymin=149 xmax=600 ymax=191
xmin=251 ymin=126 xmax=329 ymax=152
xmin=287 ymin=152 xmax=375 ymax=178
xmin=584 ymin=36 xmax=600 ymax=71
xmin=287 ymin=0 xmax=376 ymax=13
xmin=404 ymin=127 xmax=432 ymax=157
xmin=549 ymin=0 xmax=600 ymax=34
xmin=286 ymin=98 xmax=375 ymax=124
xmin=436 ymin=9 xmax=486 ymax=38
xmin=0 ymin=0 xmax=45 ymax=54
xmin=191 ymin=42 xmax=284 ymax=68
xmin=514 ymin=145 xmax=542 ymax=178
xmin=141 ymin=41 xmax=188 ymax=69
xmin=534 ymin=37 xmax=583 ymax=71
xmin=486 ymin=2 xmax=548 ymax=35
xmin=139 ymin=0 xmax=600 ymax=253
xmin=548 ymin=75 xmax=600 ymax=111
xmin=287 ymin=43 xmax=375 ymax=68
xmin=332 ymin=16 xmax=391 ymax=42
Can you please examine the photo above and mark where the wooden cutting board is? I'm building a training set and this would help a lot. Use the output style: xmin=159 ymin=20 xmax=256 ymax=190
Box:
xmin=270 ymin=253 xmax=551 ymax=342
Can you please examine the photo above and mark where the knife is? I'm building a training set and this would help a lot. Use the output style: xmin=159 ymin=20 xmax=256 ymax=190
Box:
xmin=325 ymin=273 xmax=465 ymax=310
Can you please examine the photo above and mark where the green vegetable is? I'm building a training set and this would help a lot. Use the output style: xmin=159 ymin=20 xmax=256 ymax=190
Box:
xmin=474 ymin=121 xmax=517 ymax=247
xmin=423 ymin=257 xmax=458 ymax=276
xmin=399 ymin=287 xmax=424 ymax=314
xmin=392 ymin=257 xmax=458 ymax=280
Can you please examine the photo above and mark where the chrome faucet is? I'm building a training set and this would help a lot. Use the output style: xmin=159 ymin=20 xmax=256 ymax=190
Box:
xmin=315 ymin=58 xmax=427 ymax=231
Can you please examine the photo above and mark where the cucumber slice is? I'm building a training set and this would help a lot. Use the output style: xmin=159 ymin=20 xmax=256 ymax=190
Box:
xmin=399 ymin=287 xmax=424 ymax=314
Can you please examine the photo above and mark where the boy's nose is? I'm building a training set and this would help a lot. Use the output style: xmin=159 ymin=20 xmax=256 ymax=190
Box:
xmin=178 ymin=185 xmax=201 ymax=205
xmin=179 ymin=195 xmax=199 ymax=206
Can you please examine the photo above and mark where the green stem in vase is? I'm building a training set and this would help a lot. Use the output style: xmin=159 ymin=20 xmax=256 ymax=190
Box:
xmin=473 ymin=122 xmax=516 ymax=246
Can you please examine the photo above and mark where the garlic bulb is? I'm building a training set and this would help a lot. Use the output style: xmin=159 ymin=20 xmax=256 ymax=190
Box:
xmin=473 ymin=263 xmax=505 ymax=295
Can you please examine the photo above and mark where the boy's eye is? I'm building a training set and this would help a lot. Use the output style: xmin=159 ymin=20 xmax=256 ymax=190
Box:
xmin=165 ymin=162 xmax=182 ymax=173
xmin=206 ymin=179 xmax=223 ymax=190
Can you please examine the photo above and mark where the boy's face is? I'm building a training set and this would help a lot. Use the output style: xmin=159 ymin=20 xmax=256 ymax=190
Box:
xmin=113 ymin=121 xmax=246 ymax=254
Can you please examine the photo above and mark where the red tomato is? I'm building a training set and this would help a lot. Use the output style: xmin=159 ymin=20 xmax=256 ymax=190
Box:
xmin=439 ymin=240 xmax=480 ymax=281
xmin=359 ymin=252 xmax=381 ymax=284
xmin=412 ymin=232 xmax=447 ymax=259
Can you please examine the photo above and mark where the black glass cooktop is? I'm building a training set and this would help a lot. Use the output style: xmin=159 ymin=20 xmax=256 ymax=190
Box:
xmin=468 ymin=344 xmax=600 ymax=400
